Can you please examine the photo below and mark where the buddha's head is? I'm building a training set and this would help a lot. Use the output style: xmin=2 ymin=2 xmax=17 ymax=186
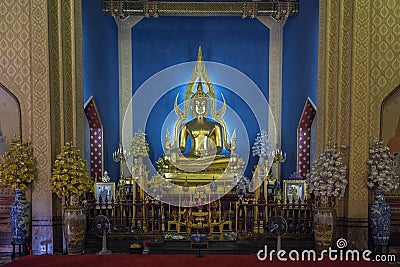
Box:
xmin=191 ymin=82 xmax=209 ymax=118
xmin=193 ymin=98 xmax=207 ymax=116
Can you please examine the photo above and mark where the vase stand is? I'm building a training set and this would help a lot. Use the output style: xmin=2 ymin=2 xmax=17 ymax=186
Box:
xmin=11 ymin=241 xmax=29 ymax=259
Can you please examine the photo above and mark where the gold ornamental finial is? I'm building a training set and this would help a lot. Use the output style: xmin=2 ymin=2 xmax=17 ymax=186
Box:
xmin=197 ymin=46 xmax=203 ymax=61
xmin=191 ymin=82 xmax=208 ymax=99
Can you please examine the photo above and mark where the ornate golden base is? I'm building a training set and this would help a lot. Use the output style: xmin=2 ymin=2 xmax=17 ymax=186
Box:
xmin=157 ymin=152 xmax=245 ymax=188
xmin=163 ymin=172 xmax=235 ymax=187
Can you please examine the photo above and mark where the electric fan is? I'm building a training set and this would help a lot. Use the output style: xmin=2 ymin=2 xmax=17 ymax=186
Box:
xmin=268 ymin=216 xmax=287 ymax=252
xmin=93 ymin=215 xmax=112 ymax=254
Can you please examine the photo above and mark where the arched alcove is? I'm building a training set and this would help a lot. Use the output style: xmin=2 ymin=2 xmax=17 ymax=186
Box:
xmin=380 ymin=83 xmax=400 ymax=235
xmin=0 ymin=82 xmax=22 ymax=152
xmin=0 ymin=82 xmax=22 ymax=253
xmin=380 ymin=84 xmax=400 ymax=154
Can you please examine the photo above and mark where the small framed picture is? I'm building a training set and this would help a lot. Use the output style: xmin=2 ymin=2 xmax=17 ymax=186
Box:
xmin=94 ymin=182 xmax=115 ymax=204
xmin=283 ymin=180 xmax=306 ymax=204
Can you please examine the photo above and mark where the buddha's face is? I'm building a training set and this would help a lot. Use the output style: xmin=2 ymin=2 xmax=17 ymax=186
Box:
xmin=193 ymin=98 xmax=207 ymax=116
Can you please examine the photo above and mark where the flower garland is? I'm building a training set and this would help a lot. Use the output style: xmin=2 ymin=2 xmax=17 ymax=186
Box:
xmin=51 ymin=142 xmax=93 ymax=198
xmin=0 ymin=140 xmax=36 ymax=191
xmin=366 ymin=138 xmax=399 ymax=192
xmin=306 ymin=144 xmax=348 ymax=199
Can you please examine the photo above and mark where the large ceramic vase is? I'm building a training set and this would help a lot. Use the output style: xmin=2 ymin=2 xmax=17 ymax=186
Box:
xmin=63 ymin=194 xmax=87 ymax=255
xmin=313 ymin=196 xmax=336 ymax=253
xmin=369 ymin=191 xmax=391 ymax=246
xmin=10 ymin=189 xmax=31 ymax=243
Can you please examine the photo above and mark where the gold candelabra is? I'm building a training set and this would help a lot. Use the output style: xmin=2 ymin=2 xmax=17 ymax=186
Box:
xmin=273 ymin=147 xmax=287 ymax=164
xmin=113 ymin=144 xmax=129 ymax=181
xmin=272 ymin=147 xmax=286 ymax=199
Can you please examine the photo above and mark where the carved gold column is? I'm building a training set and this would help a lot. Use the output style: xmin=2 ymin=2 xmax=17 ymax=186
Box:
xmin=317 ymin=0 xmax=353 ymax=245
xmin=346 ymin=0 xmax=371 ymax=249
xmin=31 ymin=0 xmax=53 ymax=255
xmin=334 ymin=0 xmax=352 ymax=228
xmin=48 ymin=0 xmax=84 ymax=253
xmin=317 ymin=0 xmax=400 ymax=249
xmin=49 ymin=0 xmax=84 ymax=150
xmin=317 ymin=0 xmax=369 ymax=249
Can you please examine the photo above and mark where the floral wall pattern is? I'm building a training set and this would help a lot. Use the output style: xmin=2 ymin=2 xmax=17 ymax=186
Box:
xmin=0 ymin=0 xmax=53 ymax=254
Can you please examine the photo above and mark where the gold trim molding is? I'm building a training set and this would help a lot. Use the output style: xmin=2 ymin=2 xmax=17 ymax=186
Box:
xmin=116 ymin=16 xmax=143 ymax=141
xmin=257 ymin=17 xmax=286 ymax=147
xmin=102 ymin=1 xmax=299 ymax=20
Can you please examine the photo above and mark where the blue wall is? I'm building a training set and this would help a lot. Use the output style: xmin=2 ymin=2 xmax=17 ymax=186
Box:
xmin=132 ymin=17 xmax=269 ymax=92
xmin=82 ymin=0 xmax=119 ymax=180
xmin=82 ymin=2 xmax=318 ymax=181
xmin=282 ymin=0 xmax=319 ymax=178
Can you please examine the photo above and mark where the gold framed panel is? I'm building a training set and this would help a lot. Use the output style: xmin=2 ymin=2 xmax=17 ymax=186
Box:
xmin=94 ymin=182 xmax=116 ymax=203
xmin=380 ymin=84 xmax=400 ymax=176
xmin=0 ymin=82 xmax=22 ymax=146
xmin=283 ymin=179 xmax=306 ymax=204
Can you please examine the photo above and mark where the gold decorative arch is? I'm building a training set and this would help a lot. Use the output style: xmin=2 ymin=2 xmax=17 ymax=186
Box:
xmin=0 ymin=82 xmax=22 ymax=142
xmin=380 ymin=84 xmax=400 ymax=144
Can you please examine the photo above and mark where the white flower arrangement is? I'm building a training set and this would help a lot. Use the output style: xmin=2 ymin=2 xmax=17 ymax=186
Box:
xmin=366 ymin=138 xmax=399 ymax=193
xmin=252 ymin=130 xmax=273 ymax=158
xmin=306 ymin=144 xmax=348 ymax=199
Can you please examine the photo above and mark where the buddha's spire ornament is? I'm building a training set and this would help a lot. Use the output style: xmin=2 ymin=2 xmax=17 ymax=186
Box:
xmin=191 ymin=82 xmax=208 ymax=99
xmin=197 ymin=46 xmax=203 ymax=61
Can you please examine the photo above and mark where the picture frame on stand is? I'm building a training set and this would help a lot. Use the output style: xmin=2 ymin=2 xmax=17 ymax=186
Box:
xmin=94 ymin=182 xmax=115 ymax=207
xmin=283 ymin=180 xmax=306 ymax=204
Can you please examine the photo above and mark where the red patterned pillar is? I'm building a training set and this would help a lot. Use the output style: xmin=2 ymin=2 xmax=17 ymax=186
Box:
xmin=84 ymin=96 xmax=103 ymax=182
xmin=297 ymin=98 xmax=317 ymax=179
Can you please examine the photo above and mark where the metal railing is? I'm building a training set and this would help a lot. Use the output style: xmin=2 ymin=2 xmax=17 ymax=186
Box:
xmin=86 ymin=193 xmax=313 ymax=239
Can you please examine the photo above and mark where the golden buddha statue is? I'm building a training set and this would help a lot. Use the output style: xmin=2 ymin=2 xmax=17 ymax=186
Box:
xmin=156 ymin=47 xmax=245 ymax=186
xmin=180 ymin=83 xmax=223 ymax=156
